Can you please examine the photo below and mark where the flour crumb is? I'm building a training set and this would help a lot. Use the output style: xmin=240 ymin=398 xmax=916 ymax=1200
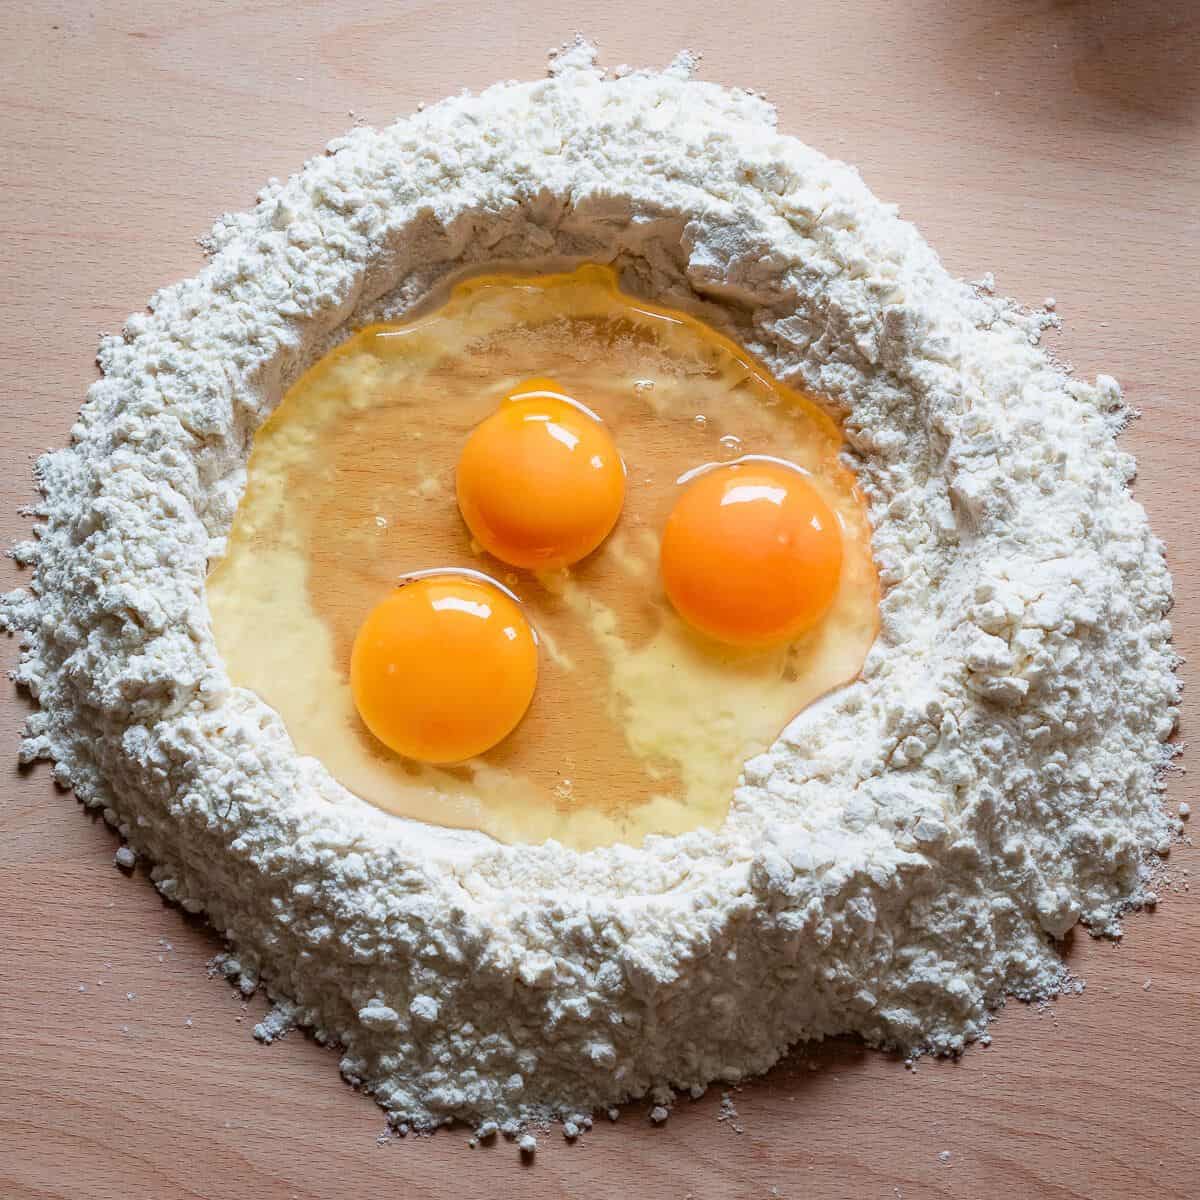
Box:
xmin=253 ymin=1002 xmax=297 ymax=1044
xmin=114 ymin=846 xmax=136 ymax=869
xmin=717 ymin=1092 xmax=744 ymax=1134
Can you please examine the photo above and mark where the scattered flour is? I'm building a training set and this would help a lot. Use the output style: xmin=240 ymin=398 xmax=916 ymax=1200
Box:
xmin=1 ymin=41 xmax=1179 ymax=1131
xmin=718 ymin=1092 xmax=744 ymax=1134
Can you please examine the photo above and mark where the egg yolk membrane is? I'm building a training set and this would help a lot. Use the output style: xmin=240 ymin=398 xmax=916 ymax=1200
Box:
xmin=350 ymin=573 xmax=538 ymax=764
xmin=662 ymin=459 xmax=844 ymax=648
xmin=205 ymin=265 xmax=879 ymax=850
xmin=456 ymin=380 xmax=626 ymax=569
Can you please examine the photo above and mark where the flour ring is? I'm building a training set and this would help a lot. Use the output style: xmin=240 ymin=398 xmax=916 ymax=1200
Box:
xmin=3 ymin=45 xmax=1177 ymax=1128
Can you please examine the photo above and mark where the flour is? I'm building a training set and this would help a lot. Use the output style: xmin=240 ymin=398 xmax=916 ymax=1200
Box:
xmin=2 ymin=41 xmax=1180 ymax=1132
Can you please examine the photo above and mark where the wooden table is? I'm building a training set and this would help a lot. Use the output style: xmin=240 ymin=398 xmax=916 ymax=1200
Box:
xmin=2 ymin=2 xmax=1197 ymax=1196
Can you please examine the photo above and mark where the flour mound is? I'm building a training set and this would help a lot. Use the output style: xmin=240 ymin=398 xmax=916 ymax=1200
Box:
xmin=2 ymin=47 xmax=1178 ymax=1129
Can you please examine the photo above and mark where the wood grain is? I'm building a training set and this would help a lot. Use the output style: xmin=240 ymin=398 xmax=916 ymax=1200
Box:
xmin=1 ymin=2 xmax=1198 ymax=1197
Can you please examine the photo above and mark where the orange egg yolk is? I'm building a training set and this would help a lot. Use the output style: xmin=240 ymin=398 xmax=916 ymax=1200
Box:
xmin=350 ymin=574 xmax=538 ymax=764
xmin=456 ymin=378 xmax=626 ymax=569
xmin=660 ymin=460 xmax=844 ymax=648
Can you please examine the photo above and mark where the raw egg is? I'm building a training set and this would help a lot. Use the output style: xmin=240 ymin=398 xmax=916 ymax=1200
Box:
xmin=206 ymin=265 xmax=879 ymax=849
xmin=456 ymin=378 xmax=625 ymax=569
xmin=350 ymin=573 xmax=538 ymax=764
xmin=661 ymin=459 xmax=844 ymax=647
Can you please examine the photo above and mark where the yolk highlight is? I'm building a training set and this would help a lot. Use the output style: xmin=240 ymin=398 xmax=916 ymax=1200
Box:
xmin=456 ymin=378 xmax=625 ymax=569
xmin=350 ymin=574 xmax=538 ymax=764
xmin=661 ymin=460 xmax=844 ymax=647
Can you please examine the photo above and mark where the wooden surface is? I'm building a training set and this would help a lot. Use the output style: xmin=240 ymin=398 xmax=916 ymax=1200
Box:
xmin=2 ymin=2 xmax=1198 ymax=1197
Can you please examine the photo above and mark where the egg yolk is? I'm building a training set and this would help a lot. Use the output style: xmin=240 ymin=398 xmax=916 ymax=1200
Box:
xmin=660 ymin=460 xmax=844 ymax=648
xmin=456 ymin=378 xmax=626 ymax=569
xmin=350 ymin=574 xmax=538 ymax=764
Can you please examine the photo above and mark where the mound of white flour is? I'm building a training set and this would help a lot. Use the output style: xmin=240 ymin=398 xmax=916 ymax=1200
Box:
xmin=2 ymin=43 xmax=1179 ymax=1130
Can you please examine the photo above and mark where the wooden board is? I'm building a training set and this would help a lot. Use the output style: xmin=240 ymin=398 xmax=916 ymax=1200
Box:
xmin=1 ymin=2 xmax=1197 ymax=1196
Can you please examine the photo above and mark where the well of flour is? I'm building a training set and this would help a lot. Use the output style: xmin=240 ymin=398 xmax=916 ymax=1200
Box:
xmin=205 ymin=263 xmax=879 ymax=851
xmin=1 ymin=41 xmax=1180 ymax=1134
